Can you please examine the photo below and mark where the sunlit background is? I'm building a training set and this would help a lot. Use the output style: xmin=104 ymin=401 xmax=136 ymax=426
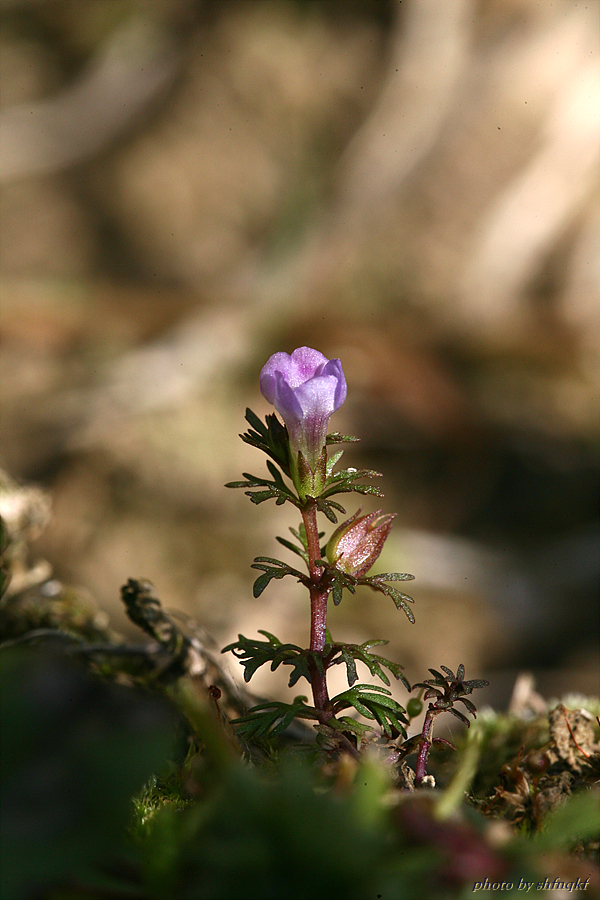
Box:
xmin=1 ymin=0 xmax=598 ymax=709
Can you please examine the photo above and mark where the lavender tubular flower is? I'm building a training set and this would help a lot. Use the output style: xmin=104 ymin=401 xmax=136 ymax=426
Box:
xmin=326 ymin=508 xmax=395 ymax=578
xmin=260 ymin=347 xmax=346 ymax=498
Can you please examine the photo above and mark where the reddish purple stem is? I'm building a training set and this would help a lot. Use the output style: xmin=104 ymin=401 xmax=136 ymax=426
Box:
xmin=301 ymin=501 xmax=332 ymax=721
xmin=414 ymin=706 xmax=440 ymax=786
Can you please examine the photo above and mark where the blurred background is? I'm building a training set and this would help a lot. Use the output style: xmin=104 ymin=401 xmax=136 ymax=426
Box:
xmin=1 ymin=0 xmax=598 ymax=710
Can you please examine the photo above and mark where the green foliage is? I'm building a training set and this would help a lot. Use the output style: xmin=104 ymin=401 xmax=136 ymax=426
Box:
xmin=248 ymin=556 xmax=310 ymax=597
xmin=316 ymin=560 xmax=416 ymax=619
xmin=315 ymin=714 xmax=376 ymax=744
xmin=0 ymin=647 xmax=177 ymax=900
xmin=359 ymin=572 xmax=416 ymax=621
xmin=275 ymin=521 xmax=322 ymax=564
xmin=314 ymin=494 xmax=347 ymax=523
xmin=238 ymin=407 xmax=291 ymax=475
xmin=222 ymin=632 xmax=412 ymax=742
xmin=229 ymin=696 xmax=320 ymax=741
xmin=221 ymin=630 xmax=321 ymax=687
xmin=226 ymin=411 xmax=386 ymax=514
xmin=330 ymin=684 xmax=409 ymax=739
xmin=326 ymin=638 xmax=411 ymax=691
xmin=225 ymin=460 xmax=300 ymax=508
xmin=326 ymin=432 xmax=361 ymax=445
xmin=137 ymin=760 xmax=389 ymax=900
xmin=133 ymin=753 xmax=600 ymax=900
xmin=319 ymin=465 xmax=384 ymax=501
xmin=413 ymin=664 xmax=489 ymax=726
xmin=3 ymin=456 xmax=598 ymax=900
xmin=3 ymin=582 xmax=597 ymax=900
xmin=534 ymin=789 xmax=600 ymax=851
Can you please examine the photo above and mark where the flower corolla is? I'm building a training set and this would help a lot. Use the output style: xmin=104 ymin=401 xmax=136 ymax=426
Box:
xmin=260 ymin=347 xmax=346 ymax=496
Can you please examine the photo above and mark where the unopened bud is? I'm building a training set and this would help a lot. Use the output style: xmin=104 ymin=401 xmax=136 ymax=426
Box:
xmin=326 ymin=508 xmax=395 ymax=578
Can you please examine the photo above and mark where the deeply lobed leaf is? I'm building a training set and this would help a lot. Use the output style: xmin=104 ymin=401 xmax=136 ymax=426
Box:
xmin=230 ymin=697 xmax=320 ymax=740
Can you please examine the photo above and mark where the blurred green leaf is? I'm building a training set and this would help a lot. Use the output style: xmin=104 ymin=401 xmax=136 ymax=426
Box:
xmin=535 ymin=790 xmax=600 ymax=851
xmin=139 ymin=760 xmax=385 ymax=900
xmin=0 ymin=648 xmax=177 ymax=900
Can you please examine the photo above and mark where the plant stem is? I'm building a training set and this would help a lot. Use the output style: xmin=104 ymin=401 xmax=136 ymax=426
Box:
xmin=301 ymin=500 xmax=332 ymax=720
xmin=302 ymin=499 xmax=322 ymax=585
xmin=309 ymin=586 xmax=329 ymax=655
xmin=415 ymin=706 xmax=438 ymax=786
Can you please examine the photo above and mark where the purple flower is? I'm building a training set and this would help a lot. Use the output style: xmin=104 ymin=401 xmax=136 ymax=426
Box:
xmin=260 ymin=347 xmax=346 ymax=495
xmin=326 ymin=508 xmax=395 ymax=578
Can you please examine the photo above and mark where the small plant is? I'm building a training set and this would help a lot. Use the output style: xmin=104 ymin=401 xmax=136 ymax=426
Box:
xmin=2 ymin=355 xmax=597 ymax=900
xmin=406 ymin=665 xmax=489 ymax=785
xmin=225 ymin=347 xmax=488 ymax=777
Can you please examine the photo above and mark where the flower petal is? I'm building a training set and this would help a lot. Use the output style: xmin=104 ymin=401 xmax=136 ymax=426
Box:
xmin=259 ymin=346 xmax=347 ymax=495
xmin=287 ymin=347 xmax=330 ymax=386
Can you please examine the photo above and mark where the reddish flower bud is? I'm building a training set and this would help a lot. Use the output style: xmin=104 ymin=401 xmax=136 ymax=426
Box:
xmin=326 ymin=508 xmax=395 ymax=578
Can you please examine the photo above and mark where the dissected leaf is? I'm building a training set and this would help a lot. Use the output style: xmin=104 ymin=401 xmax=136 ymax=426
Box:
xmin=358 ymin=575 xmax=416 ymax=623
xmin=326 ymin=432 xmax=360 ymax=444
xmin=330 ymin=685 xmax=408 ymax=739
xmin=250 ymin=558 xmax=309 ymax=597
xmin=230 ymin=698 xmax=319 ymax=740
xmin=327 ymin=640 xmax=410 ymax=691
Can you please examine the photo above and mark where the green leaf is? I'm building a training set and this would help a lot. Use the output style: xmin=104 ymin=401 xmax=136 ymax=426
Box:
xmin=325 ymin=467 xmax=379 ymax=484
xmin=257 ymin=629 xmax=282 ymax=645
xmin=250 ymin=557 xmax=309 ymax=597
xmin=358 ymin=575 xmax=416 ymax=623
xmin=292 ymin=523 xmax=309 ymax=548
xmin=536 ymin=791 xmax=600 ymax=850
xmin=265 ymin=460 xmax=290 ymax=491
xmin=226 ymin=469 xmax=300 ymax=508
xmin=326 ymin=717 xmax=373 ymax=737
xmin=320 ymin=468 xmax=384 ymax=501
xmin=222 ymin=632 xmax=321 ymax=688
xmin=338 ymin=647 xmax=358 ymax=686
xmin=252 ymin=572 xmax=272 ymax=597
xmin=275 ymin=535 xmax=308 ymax=562
xmin=349 ymin=484 xmax=385 ymax=497
xmin=326 ymin=449 xmax=345 ymax=476
xmin=330 ymin=684 xmax=408 ymax=739
xmin=373 ymin=572 xmax=416 ymax=582
xmin=315 ymin=497 xmax=347 ymax=523
xmin=248 ymin=488 xmax=279 ymax=503
xmin=274 ymin=522 xmax=321 ymax=566
xmin=286 ymin=659 xmax=312 ymax=688
xmin=323 ymin=567 xmax=357 ymax=607
xmin=222 ymin=631 xmax=295 ymax=682
xmin=332 ymin=579 xmax=344 ymax=606
xmin=325 ymin=640 xmax=403 ymax=690
xmin=239 ymin=409 xmax=291 ymax=475
xmin=228 ymin=409 xmax=310 ymax=507
xmin=328 ymin=641 xmax=411 ymax=692
xmin=446 ymin=707 xmax=472 ymax=726
xmin=230 ymin=698 xmax=319 ymax=741
xmin=428 ymin=668 xmax=448 ymax=683
xmin=326 ymin=432 xmax=360 ymax=444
